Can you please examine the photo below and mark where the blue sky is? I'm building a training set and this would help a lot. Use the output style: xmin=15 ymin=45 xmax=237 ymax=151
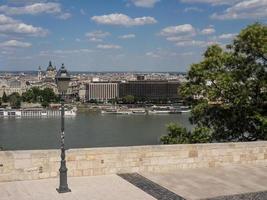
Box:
xmin=0 ymin=0 xmax=266 ymax=72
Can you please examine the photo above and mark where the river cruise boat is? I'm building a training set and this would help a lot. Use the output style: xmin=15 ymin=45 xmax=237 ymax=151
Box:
xmin=148 ymin=105 xmax=175 ymax=115
xmin=101 ymin=108 xmax=132 ymax=115
xmin=0 ymin=107 xmax=77 ymax=117
xmin=129 ymin=108 xmax=146 ymax=115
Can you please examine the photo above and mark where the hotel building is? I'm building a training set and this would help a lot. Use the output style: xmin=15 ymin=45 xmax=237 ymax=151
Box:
xmin=85 ymin=82 xmax=119 ymax=101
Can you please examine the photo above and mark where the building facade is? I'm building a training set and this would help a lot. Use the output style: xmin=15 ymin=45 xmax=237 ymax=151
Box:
xmin=119 ymin=80 xmax=180 ymax=100
xmin=85 ymin=82 xmax=119 ymax=101
xmin=0 ymin=79 xmax=27 ymax=97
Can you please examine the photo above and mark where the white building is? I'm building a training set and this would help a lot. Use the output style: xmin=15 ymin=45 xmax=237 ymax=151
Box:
xmin=86 ymin=82 xmax=119 ymax=101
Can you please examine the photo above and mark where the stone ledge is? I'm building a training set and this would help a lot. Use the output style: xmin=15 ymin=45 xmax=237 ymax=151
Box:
xmin=1 ymin=141 xmax=267 ymax=182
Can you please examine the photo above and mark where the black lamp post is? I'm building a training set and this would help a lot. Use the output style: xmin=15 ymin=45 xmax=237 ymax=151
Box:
xmin=55 ymin=63 xmax=71 ymax=193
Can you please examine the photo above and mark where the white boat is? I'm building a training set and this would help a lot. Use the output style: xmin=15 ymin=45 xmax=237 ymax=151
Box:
xmin=0 ymin=108 xmax=77 ymax=117
xmin=41 ymin=111 xmax=47 ymax=116
xmin=101 ymin=109 xmax=117 ymax=114
xmin=129 ymin=108 xmax=146 ymax=115
xmin=148 ymin=110 xmax=171 ymax=114
xmin=65 ymin=109 xmax=77 ymax=116
xmin=101 ymin=109 xmax=132 ymax=115
xmin=148 ymin=105 xmax=174 ymax=115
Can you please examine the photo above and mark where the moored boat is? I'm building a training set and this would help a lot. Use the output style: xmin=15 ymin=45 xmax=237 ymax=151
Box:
xmin=0 ymin=107 xmax=77 ymax=117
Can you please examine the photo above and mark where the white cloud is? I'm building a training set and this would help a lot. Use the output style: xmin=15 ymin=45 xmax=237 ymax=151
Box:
xmin=0 ymin=3 xmax=61 ymax=15
xmin=75 ymin=38 xmax=81 ymax=42
xmin=0 ymin=14 xmax=17 ymax=24
xmin=211 ymin=0 xmax=267 ymax=20
xmin=39 ymin=49 xmax=93 ymax=57
xmin=0 ymin=40 xmax=31 ymax=48
xmin=53 ymin=49 xmax=93 ymax=54
xmin=85 ymin=30 xmax=110 ymax=43
xmin=0 ymin=3 xmax=71 ymax=20
xmin=200 ymin=27 xmax=216 ymax=35
xmin=180 ymin=0 xmax=240 ymax=6
xmin=91 ymin=13 xmax=157 ymax=26
xmin=218 ymin=33 xmax=237 ymax=39
xmin=160 ymin=24 xmax=196 ymax=36
xmin=0 ymin=14 xmax=48 ymax=36
xmin=175 ymin=40 xmax=206 ymax=47
xmin=160 ymin=24 xmax=203 ymax=47
xmin=86 ymin=30 xmax=110 ymax=38
xmin=184 ymin=7 xmax=203 ymax=12
xmin=118 ymin=34 xmax=136 ymax=39
xmin=97 ymin=44 xmax=122 ymax=49
xmin=57 ymin=13 xmax=72 ymax=20
xmin=130 ymin=0 xmax=160 ymax=8
xmin=146 ymin=51 xmax=160 ymax=58
xmin=166 ymin=36 xmax=192 ymax=42
xmin=146 ymin=49 xmax=194 ymax=58
xmin=89 ymin=38 xmax=103 ymax=42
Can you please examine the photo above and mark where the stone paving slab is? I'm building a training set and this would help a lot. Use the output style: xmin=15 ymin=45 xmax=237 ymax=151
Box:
xmin=141 ymin=164 xmax=267 ymax=200
xmin=204 ymin=191 xmax=267 ymax=200
xmin=1 ymin=164 xmax=267 ymax=200
xmin=118 ymin=173 xmax=185 ymax=200
xmin=0 ymin=175 xmax=155 ymax=200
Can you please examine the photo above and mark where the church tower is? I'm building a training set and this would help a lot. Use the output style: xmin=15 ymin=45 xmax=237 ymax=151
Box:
xmin=38 ymin=66 xmax=42 ymax=81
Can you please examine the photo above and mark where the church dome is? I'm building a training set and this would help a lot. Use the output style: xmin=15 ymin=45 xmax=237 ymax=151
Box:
xmin=47 ymin=61 xmax=54 ymax=71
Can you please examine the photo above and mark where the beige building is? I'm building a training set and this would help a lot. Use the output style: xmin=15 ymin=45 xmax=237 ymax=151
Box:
xmin=0 ymin=79 xmax=27 ymax=97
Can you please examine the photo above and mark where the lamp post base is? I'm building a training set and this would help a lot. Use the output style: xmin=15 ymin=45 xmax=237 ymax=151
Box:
xmin=56 ymin=187 xmax=71 ymax=193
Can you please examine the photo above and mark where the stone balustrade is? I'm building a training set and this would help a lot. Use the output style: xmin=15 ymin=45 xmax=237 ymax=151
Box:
xmin=1 ymin=141 xmax=267 ymax=182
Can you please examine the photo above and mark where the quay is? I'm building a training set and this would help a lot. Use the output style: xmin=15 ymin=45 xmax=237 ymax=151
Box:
xmin=1 ymin=164 xmax=267 ymax=200
xmin=1 ymin=142 xmax=267 ymax=199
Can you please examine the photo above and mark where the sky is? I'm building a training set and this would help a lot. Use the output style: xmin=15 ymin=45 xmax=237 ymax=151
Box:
xmin=0 ymin=0 xmax=266 ymax=72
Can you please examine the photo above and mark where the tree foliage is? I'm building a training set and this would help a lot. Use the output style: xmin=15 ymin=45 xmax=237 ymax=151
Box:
xmin=22 ymin=87 xmax=59 ymax=107
xmin=2 ymin=92 xmax=8 ymax=103
xmin=122 ymin=95 xmax=135 ymax=104
xmin=161 ymin=123 xmax=189 ymax=144
xmin=180 ymin=23 xmax=267 ymax=142
xmin=160 ymin=123 xmax=212 ymax=144
xmin=8 ymin=92 xmax=21 ymax=108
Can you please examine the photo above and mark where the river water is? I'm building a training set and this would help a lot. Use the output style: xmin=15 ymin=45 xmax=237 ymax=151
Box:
xmin=0 ymin=112 xmax=192 ymax=150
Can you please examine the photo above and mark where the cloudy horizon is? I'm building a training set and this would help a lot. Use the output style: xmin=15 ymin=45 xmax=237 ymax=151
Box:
xmin=0 ymin=0 xmax=266 ymax=72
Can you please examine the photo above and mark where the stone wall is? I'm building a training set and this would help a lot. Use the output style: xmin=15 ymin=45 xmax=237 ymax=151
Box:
xmin=1 ymin=141 xmax=267 ymax=182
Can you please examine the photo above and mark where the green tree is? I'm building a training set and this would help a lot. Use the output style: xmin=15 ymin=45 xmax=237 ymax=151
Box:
xmin=22 ymin=89 xmax=34 ymax=103
xmin=161 ymin=123 xmax=189 ymax=144
xmin=41 ymin=88 xmax=57 ymax=103
xmin=181 ymin=23 xmax=267 ymax=142
xmin=122 ymin=95 xmax=135 ymax=104
xmin=31 ymin=87 xmax=42 ymax=102
xmin=8 ymin=92 xmax=21 ymax=108
xmin=160 ymin=123 xmax=212 ymax=144
xmin=2 ymin=92 xmax=8 ymax=103
xmin=22 ymin=87 xmax=59 ymax=107
xmin=190 ymin=126 xmax=212 ymax=143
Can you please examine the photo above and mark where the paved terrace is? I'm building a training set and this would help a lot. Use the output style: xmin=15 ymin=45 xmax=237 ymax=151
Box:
xmin=1 ymin=164 xmax=267 ymax=200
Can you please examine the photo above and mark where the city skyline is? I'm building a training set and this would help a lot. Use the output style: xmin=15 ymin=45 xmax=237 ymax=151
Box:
xmin=0 ymin=0 xmax=266 ymax=72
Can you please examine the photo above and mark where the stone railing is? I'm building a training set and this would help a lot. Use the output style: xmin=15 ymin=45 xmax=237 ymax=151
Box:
xmin=1 ymin=141 xmax=267 ymax=182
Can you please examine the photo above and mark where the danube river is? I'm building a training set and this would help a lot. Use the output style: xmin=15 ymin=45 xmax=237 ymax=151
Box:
xmin=0 ymin=112 xmax=192 ymax=150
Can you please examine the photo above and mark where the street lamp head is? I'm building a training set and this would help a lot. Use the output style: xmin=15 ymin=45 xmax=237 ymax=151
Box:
xmin=56 ymin=63 xmax=71 ymax=94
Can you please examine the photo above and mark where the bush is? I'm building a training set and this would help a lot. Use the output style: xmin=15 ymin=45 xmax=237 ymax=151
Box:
xmin=161 ymin=123 xmax=212 ymax=144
